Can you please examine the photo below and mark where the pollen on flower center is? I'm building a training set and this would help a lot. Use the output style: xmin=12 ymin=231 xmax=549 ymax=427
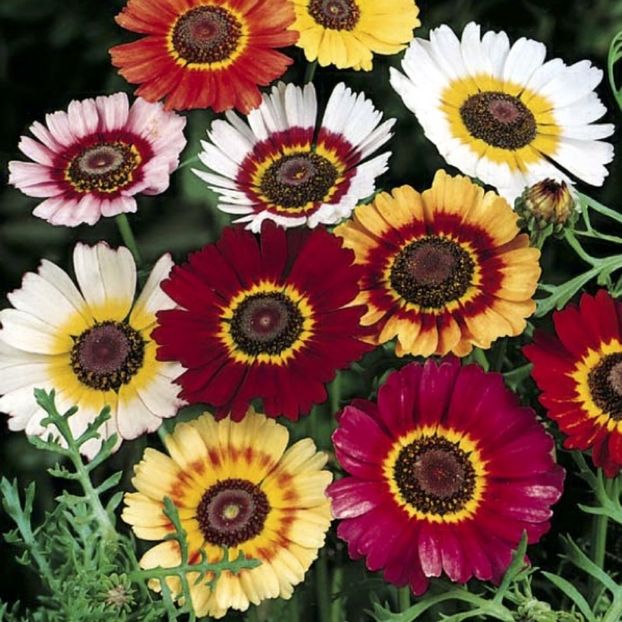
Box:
xmin=259 ymin=153 xmax=338 ymax=212
xmin=460 ymin=91 xmax=537 ymax=150
xmin=389 ymin=236 xmax=475 ymax=308
xmin=588 ymin=353 xmax=622 ymax=420
xmin=393 ymin=435 xmax=477 ymax=516
xmin=71 ymin=321 xmax=145 ymax=391
xmin=171 ymin=6 xmax=243 ymax=65
xmin=197 ymin=478 xmax=270 ymax=547
xmin=229 ymin=292 xmax=304 ymax=356
xmin=308 ymin=0 xmax=360 ymax=31
xmin=65 ymin=142 xmax=142 ymax=194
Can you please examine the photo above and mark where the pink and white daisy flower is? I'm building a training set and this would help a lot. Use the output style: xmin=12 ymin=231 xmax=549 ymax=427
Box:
xmin=8 ymin=93 xmax=187 ymax=227
xmin=192 ymin=82 xmax=394 ymax=231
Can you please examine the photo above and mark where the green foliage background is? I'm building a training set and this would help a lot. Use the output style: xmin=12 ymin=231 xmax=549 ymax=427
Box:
xmin=0 ymin=0 xmax=621 ymax=617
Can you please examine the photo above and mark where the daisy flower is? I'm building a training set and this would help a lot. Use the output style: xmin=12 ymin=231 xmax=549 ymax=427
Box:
xmin=192 ymin=81 xmax=394 ymax=231
xmin=390 ymin=22 xmax=615 ymax=202
xmin=8 ymin=93 xmax=186 ymax=227
xmin=292 ymin=0 xmax=420 ymax=71
xmin=328 ymin=358 xmax=564 ymax=595
xmin=0 ymin=243 xmax=184 ymax=458
xmin=153 ymin=222 xmax=369 ymax=420
xmin=525 ymin=290 xmax=622 ymax=477
xmin=123 ymin=408 xmax=332 ymax=618
xmin=110 ymin=0 xmax=298 ymax=113
xmin=334 ymin=170 xmax=540 ymax=357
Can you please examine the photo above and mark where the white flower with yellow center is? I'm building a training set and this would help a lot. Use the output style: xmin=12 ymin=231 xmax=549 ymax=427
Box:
xmin=390 ymin=22 xmax=615 ymax=201
xmin=0 ymin=243 xmax=184 ymax=457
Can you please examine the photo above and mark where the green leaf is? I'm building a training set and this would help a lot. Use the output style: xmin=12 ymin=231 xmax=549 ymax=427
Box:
xmin=542 ymin=571 xmax=596 ymax=622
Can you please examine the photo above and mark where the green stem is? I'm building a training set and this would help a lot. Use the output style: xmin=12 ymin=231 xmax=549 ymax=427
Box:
xmin=603 ymin=595 xmax=622 ymax=622
xmin=564 ymin=230 xmax=599 ymax=266
xmin=491 ymin=338 xmax=507 ymax=372
xmin=329 ymin=372 xmax=342 ymax=415
xmin=304 ymin=60 xmax=318 ymax=84
xmin=177 ymin=153 xmax=200 ymax=170
xmin=398 ymin=586 xmax=411 ymax=611
xmin=115 ymin=213 xmax=143 ymax=266
xmin=158 ymin=425 xmax=170 ymax=447
xmin=315 ymin=550 xmax=331 ymax=622
xmin=330 ymin=565 xmax=343 ymax=621
xmin=588 ymin=474 xmax=614 ymax=606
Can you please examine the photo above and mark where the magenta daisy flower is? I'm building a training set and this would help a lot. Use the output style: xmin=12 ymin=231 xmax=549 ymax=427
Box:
xmin=8 ymin=93 xmax=186 ymax=227
xmin=327 ymin=358 xmax=564 ymax=594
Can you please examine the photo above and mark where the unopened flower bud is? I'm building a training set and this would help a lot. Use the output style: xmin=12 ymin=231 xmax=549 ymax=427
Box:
xmin=516 ymin=179 xmax=577 ymax=231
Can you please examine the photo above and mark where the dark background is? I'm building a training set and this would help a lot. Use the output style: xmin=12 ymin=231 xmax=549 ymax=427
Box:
xmin=0 ymin=0 xmax=621 ymax=615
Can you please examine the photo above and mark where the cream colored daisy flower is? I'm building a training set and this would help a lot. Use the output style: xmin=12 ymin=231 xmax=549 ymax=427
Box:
xmin=0 ymin=242 xmax=184 ymax=457
xmin=122 ymin=408 xmax=332 ymax=618
xmin=390 ymin=22 xmax=615 ymax=201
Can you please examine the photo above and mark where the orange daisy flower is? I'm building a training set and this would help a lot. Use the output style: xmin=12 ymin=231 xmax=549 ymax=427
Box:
xmin=110 ymin=0 xmax=298 ymax=113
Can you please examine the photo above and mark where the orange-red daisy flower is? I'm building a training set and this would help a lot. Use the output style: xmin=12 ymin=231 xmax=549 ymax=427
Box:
xmin=110 ymin=0 xmax=298 ymax=113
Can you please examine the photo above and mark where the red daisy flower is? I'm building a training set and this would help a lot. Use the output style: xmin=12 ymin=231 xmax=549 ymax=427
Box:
xmin=525 ymin=289 xmax=622 ymax=477
xmin=110 ymin=0 xmax=298 ymax=113
xmin=153 ymin=222 xmax=369 ymax=420
xmin=327 ymin=358 xmax=564 ymax=594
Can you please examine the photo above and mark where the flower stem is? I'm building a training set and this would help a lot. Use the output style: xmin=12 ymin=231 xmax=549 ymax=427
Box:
xmin=398 ymin=586 xmax=411 ymax=611
xmin=304 ymin=60 xmax=318 ymax=84
xmin=588 ymin=473 xmax=613 ymax=606
xmin=115 ymin=213 xmax=143 ymax=266
xmin=315 ymin=549 xmax=332 ymax=622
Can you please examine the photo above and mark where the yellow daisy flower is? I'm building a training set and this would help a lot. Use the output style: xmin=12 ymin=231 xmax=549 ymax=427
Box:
xmin=122 ymin=409 xmax=333 ymax=619
xmin=293 ymin=0 xmax=420 ymax=71
xmin=334 ymin=170 xmax=541 ymax=357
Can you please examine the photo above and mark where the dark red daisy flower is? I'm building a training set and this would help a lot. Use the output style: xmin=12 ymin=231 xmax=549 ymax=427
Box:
xmin=525 ymin=289 xmax=622 ymax=477
xmin=110 ymin=0 xmax=298 ymax=113
xmin=153 ymin=222 xmax=369 ymax=420
xmin=327 ymin=358 xmax=564 ymax=594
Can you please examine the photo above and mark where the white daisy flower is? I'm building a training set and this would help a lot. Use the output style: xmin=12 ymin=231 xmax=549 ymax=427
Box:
xmin=0 ymin=243 xmax=184 ymax=458
xmin=390 ymin=22 xmax=615 ymax=202
xmin=192 ymin=81 xmax=395 ymax=231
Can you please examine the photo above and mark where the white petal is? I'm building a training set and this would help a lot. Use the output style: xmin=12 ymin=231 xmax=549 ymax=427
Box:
xmin=116 ymin=386 xmax=162 ymax=440
xmin=502 ymin=37 xmax=546 ymax=86
xmin=73 ymin=243 xmax=136 ymax=322
xmin=130 ymin=254 xmax=175 ymax=330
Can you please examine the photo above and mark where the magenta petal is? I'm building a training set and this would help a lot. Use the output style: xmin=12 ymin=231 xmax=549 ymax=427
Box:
xmin=418 ymin=522 xmax=442 ymax=578
xmin=332 ymin=405 xmax=392 ymax=464
xmin=383 ymin=519 xmax=423 ymax=586
xmin=439 ymin=525 xmax=469 ymax=583
xmin=327 ymin=478 xmax=386 ymax=519
xmin=459 ymin=524 xmax=493 ymax=581
xmin=417 ymin=358 xmax=461 ymax=427
xmin=377 ymin=361 xmax=422 ymax=436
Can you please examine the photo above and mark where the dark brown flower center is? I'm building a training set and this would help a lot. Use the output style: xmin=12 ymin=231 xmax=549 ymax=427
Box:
xmin=66 ymin=142 xmax=141 ymax=194
xmin=171 ymin=6 xmax=242 ymax=64
xmin=308 ymin=0 xmax=360 ymax=30
xmin=460 ymin=91 xmax=537 ymax=150
xmin=389 ymin=236 xmax=475 ymax=308
xmin=259 ymin=153 xmax=338 ymax=212
xmin=588 ymin=352 xmax=622 ymax=420
xmin=71 ymin=321 xmax=145 ymax=391
xmin=394 ymin=436 xmax=476 ymax=515
xmin=229 ymin=292 xmax=305 ymax=356
xmin=197 ymin=478 xmax=270 ymax=547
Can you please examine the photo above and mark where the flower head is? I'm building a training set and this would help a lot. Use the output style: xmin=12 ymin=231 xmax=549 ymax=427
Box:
xmin=8 ymin=93 xmax=186 ymax=227
xmin=525 ymin=289 xmax=622 ymax=477
xmin=123 ymin=409 xmax=332 ymax=618
xmin=293 ymin=0 xmax=420 ymax=70
xmin=192 ymin=82 xmax=394 ymax=231
xmin=0 ymin=243 xmax=184 ymax=458
xmin=390 ymin=22 xmax=615 ymax=202
xmin=334 ymin=170 xmax=541 ymax=357
xmin=110 ymin=0 xmax=298 ymax=113
xmin=516 ymin=179 xmax=577 ymax=232
xmin=153 ymin=222 xmax=369 ymax=420
xmin=328 ymin=358 xmax=564 ymax=594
